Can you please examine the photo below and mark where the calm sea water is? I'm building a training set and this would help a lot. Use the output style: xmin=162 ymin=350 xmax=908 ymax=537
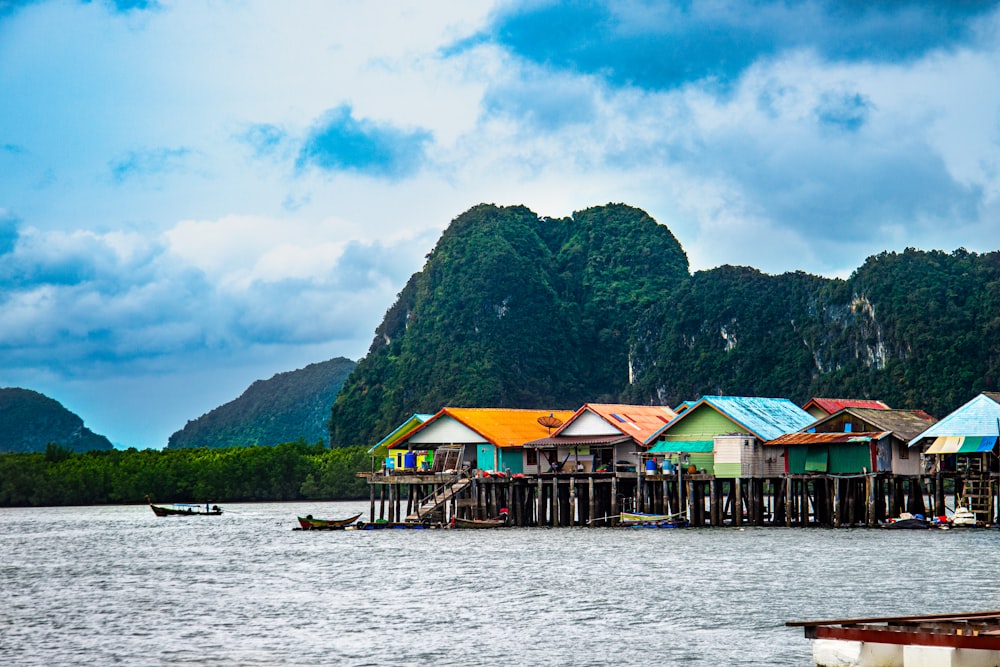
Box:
xmin=3 ymin=501 xmax=1000 ymax=666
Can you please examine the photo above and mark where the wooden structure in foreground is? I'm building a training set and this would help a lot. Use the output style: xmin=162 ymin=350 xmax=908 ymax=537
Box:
xmin=360 ymin=467 xmax=1000 ymax=528
xmin=788 ymin=610 xmax=1000 ymax=666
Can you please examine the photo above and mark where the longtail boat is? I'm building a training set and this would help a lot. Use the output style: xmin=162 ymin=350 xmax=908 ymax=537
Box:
xmin=296 ymin=513 xmax=361 ymax=530
xmin=146 ymin=495 xmax=222 ymax=517
xmin=450 ymin=509 xmax=509 ymax=529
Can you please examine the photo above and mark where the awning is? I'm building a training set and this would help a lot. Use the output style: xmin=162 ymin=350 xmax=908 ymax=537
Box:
xmin=925 ymin=435 xmax=998 ymax=454
xmin=647 ymin=439 xmax=714 ymax=454
xmin=523 ymin=435 xmax=632 ymax=448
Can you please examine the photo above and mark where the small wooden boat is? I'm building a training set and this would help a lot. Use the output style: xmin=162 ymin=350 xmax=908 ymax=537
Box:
xmin=619 ymin=511 xmax=686 ymax=527
xmin=450 ymin=509 xmax=509 ymax=529
xmin=296 ymin=513 xmax=361 ymax=530
xmin=146 ymin=495 xmax=222 ymax=517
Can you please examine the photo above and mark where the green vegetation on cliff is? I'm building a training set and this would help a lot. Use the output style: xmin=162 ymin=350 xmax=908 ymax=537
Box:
xmin=0 ymin=388 xmax=113 ymax=454
xmin=328 ymin=203 xmax=688 ymax=446
xmin=168 ymin=357 xmax=356 ymax=449
xmin=330 ymin=203 xmax=1000 ymax=448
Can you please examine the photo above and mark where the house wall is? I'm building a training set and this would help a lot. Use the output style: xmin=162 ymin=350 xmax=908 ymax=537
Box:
xmin=828 ymin=443 xmax=874 ymax=474
xmin=407 ymin=417 xmax=485 ymax=444
xmin=476 ymin=444 xmax=497 ymax=471
xmin=562 ymin=411 xmax=621 ymax=436
xmin=891 ymin=439 xmax=921 ymax=475
xmin=656 ymin=406 xmax=750 ymax=442
xmin=498 ymin=448 xmax=524 ymax=474
xmin=713 ymin=435 xmax=783 ymax=478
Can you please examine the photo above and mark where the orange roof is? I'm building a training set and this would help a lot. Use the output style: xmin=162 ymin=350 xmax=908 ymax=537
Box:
xmin=440 ymin=408 xmax=576 ymax=448
xmin=803 ymin=398 xmax=891 ymax=415
xmin=554 ymin=403 xmax=677 ymax=443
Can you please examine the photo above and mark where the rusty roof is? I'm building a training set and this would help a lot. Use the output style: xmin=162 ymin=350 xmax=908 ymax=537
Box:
xmin=803 ymin=398 xmax=891 ymax=414
xmin=523 ymin=434 xmax=633 ymax=448
xmin=766 ymin=431 xmax=891 ymax=446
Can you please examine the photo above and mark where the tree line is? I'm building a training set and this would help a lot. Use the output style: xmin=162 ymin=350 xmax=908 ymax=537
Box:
xmin=0 ymin=440 xmax=372 ymax=507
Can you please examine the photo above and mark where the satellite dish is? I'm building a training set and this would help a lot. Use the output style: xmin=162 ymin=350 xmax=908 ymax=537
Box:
xmin=537 ymin=414 xmax=563 ymax=430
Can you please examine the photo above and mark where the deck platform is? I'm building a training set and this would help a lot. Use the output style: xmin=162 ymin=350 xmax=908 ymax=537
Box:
xmin=788 ymin=610 xmax=1000 ymax=666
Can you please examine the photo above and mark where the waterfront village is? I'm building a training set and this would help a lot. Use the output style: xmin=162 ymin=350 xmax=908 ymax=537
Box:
xmin=360 ymin=392 xmax=1000 ymax=530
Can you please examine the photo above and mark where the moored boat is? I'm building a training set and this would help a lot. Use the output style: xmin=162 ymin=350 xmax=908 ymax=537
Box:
xmin=450 ymin=509 xmax=509 ymax=529
xmin=951 ymin=506 xmax=978 ymax=527
xmin=146 ymin=495 xmax=222 ymax=517
xmin=619 ymin=511 xmax=687 ymax=527
xmin=296 ymin=513 xmax=361 ymax=530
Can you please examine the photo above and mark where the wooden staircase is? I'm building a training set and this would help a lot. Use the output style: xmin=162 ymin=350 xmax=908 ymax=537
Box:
xmin=405 ymin=477 xmax=472 ymax=522
xmin=960 ymin=476 xmax=993 ymax=522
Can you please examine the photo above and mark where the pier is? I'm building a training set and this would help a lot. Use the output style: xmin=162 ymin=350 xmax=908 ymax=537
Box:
xmin=361 ymin=467 xmax=998 ymax=528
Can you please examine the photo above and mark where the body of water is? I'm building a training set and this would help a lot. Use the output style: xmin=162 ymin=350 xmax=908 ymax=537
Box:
xmin=3 ymin=501 xmax=1000 ymax=665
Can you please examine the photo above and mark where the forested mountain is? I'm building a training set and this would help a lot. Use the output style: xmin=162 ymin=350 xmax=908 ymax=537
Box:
xmin=329 ymin=203 xmax=1000 ymax=448
xmin=168 ymin=357 xmax=356 ymax=449
xmin=0 ymin=388 xmax=113 ymax=453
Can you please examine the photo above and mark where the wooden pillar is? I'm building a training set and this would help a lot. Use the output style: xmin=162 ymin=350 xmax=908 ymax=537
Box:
xmin=536 ymin=477 xmax=544 ymax=526
xmin=551 ymin=476 xmax=559 ymax=527
xmin=587 ymin=474 xmax=597 ymax=528
xmin=686 ymin=478 xmax=696 ymax=525
xmin=569 ymin=477 xmax=577 ymax=527
xmin=734 ymin=479 xmax=743 ymax=527
xmin=369 ymin=480 xmax=376 ymax=523
xmin=784 ymin=478 xmax=793 ymax=527
xmin=611 ymin=475 xmax=620 ymax=521
xmin=709 ymin=479 xmax=719 ymax=526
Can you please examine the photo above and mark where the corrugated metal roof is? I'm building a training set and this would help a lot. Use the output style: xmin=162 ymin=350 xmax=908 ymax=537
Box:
xmin=648 ymin=439 xmax=714 ymax=453
xmin=647 ymin=396 xmax=814 ymax=444
xmin=523 ymin=434 xmax=632 ymax=448
xmin=429 ymin=407 xmax=576 ymax=448
xmin=367 ymin=413 xmax=434 ymax=455
xmin=766 ymin=431 xmax=890 ymax=446
xmin=804 ymin=397 xmax=891 ymax=414
xmin=835 ymin=408 xmax=936 ymax=441
xmin=556 ymin=403 xmax=677 ymax=442
xmin=909 ymin=393 xmax=1000 ymax=446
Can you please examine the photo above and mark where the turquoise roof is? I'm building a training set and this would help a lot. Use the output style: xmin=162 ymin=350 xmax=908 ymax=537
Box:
xmin=908 ymin=393 xmax=1000 ymax=446
xmin=646 ymin=395 xmax=814 ymax=444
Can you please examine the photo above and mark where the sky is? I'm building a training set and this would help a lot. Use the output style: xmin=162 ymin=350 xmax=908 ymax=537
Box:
xmin=2 ymin=0 xmax=1000 ymax=448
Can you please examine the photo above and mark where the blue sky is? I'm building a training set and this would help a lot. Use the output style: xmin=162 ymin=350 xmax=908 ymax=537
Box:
xmin=2 ymin=0 xmax=1000 ymax=448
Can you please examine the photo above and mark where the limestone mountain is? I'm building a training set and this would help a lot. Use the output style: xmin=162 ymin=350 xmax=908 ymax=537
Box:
xmin=329 ymin=203 xmax=689 ymax=446
xmin=329 ymin=202 xmax=1000 ymax=448
xmin=0 ymin=387 xmax=113 ymax=453
xmin=167 ymin=357 xmax=356 ymax=448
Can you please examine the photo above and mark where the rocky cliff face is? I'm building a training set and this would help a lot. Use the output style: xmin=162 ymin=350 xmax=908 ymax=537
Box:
xmin=330 ymin=202 xmax=1000 ymax=447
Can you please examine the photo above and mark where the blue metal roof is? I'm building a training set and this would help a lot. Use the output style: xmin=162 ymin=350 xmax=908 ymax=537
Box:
xmin=908 ymin=393 xmax=1000 ymax=446
xmin=646 ymin=395 xmax=815 ymax=444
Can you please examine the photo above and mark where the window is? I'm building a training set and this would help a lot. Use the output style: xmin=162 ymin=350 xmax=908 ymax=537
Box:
xmin=898 ymin=442 xmax=909 ymax=459
xmin=526 ymin=449 xmax=538 ymax=466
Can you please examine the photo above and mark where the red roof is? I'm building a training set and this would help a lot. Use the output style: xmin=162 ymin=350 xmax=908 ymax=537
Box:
xmin=803 ymin=398 xmax=891 ymax=415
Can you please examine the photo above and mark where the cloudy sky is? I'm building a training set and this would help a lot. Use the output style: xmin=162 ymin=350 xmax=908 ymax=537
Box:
xmin=2 ymin=0 xmax=999 ymax=448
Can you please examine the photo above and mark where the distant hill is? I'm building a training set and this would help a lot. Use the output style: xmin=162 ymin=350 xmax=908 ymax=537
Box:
xmin=0 ymin=388 xmax=113 ymax=453
xmin=167 ymin=357 xmax=356 ymax=449
xmin=329 ymin=202 xmax=1000 ymax=447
